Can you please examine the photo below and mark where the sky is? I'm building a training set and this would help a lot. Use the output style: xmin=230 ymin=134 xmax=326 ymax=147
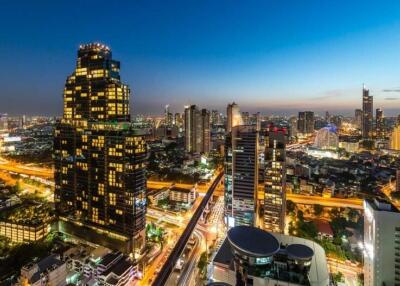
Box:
xmin=2 ymin=1 xmax=400 ymax=116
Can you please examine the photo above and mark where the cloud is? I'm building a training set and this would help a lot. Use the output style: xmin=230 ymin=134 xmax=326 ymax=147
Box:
xmin=382 ymin=89 xmax=400 ymax=92
xmin=310 ymin=90 xmax=347 ymax=100
xmin=384 ymin=97 xmax=399 ymax=101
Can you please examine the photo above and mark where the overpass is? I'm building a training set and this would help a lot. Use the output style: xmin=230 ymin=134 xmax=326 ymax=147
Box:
xmin=287 ymin=194 xmax=363 ymax=210
xmin=152 ymin=172 xmax=223 ymax=286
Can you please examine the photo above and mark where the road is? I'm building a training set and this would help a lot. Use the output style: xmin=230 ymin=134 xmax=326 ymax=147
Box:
xmin=380 ymin=181 xmax=400 ymax=209
xmin=286 ymin=193 xmax=363 ymax=209
xmin=0 ymin=156 xmax=53 ymax=179
xmin=152 ymin=172 xmax=223 ymax=286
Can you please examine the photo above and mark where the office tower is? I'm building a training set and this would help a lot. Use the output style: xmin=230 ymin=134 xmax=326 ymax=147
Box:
xmin=325 ymin=111 xmax=330 ymax=123
xmin=201 ymin=109 xmax=211 ymax=153
xmin=297 ymin=111 xmax=314 ymax=134
xmin=174 ymin=112 xmax=183 ymax=128
xmin=184 ymin=105 xmax=210 ymax=153
xmin=355 ymin=109 xmax=363 ymax=129
xmin=226 ymin=102 xmax=242 ymax=133
xmin=54 ymin=43 xmax=147 ymax=253
xmin=363 ymin=198 xmax=400 ymax=286
xmin=241 ymin=112 xmax=250 ymax=125
xmin=0 ymin=114 xmax=8 ymax=131
xmin=230 ymin=125 xmax=258 ymax=227
xmin=253 ymin=112 xmax=261 ymax=131
xmin=288 ymin=116 xmax=297 ymax=138
xmin=211 ymin=110 xmax=222 ymax=126
xmin=376 ymin=108 xmax=384 ymax=139
xmin=224 ymin=132 xmax=233 ymax=226
xmin=390 ymin=124 xmax=400 ymax=150
xmin=362 ymin=85 xmax=373 ymax=139
xmin=264 ymin=126 xmax=286 ymax=233
xmin=164 ymin=105 xmax=173 ymax=126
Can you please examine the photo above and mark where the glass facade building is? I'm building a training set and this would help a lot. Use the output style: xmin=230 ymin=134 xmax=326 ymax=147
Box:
xmin=54 ymin=43 xmax=147 ymax=253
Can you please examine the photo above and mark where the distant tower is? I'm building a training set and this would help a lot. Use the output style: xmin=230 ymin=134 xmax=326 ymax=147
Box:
xmin=226 ymin=102 xmax=242 ymax=133
xmin=355 ymin=109 xmax=363 ymax=129
xmin=375 ymin=108 xmax=384 ymax=139
xmin=184 ymin=105 xmax=210 ymax=153
xmin=362 ymin=85 xmax=373 ymax=139
xmin=297 ymin=111 xmax=314 ymax=135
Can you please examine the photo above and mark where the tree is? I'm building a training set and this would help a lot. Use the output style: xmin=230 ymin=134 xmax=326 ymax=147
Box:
xmin=313 ymin=204 xmax=323 ymax=216
xmin=286 ymin=200 xmax=296 ymax=214
xmin=332 ymin=272 xmax=344 ymax=283
xmin=297 ymin=210 xmax=304 ymax=222
xmin=197 ymin=251 xmax=208 ymax=279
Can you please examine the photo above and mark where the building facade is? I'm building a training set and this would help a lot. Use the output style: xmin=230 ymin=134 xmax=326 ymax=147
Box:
xmin=297 ymin=111 xmax=314 ymax=135
xmin=54 ymin=43 xmax=147 ymax=253
xmin=184 ymin=105 xmax=210 ymax=153
xmin=362 ymin=86 xmax=373 ymax=139
xmin=355 ymin=108 xmax=363 ymax=129
xmin=226 ymin=102 xmax=242 ymax=133
xmin=375 ymin=108 xmax=384 ymax=139
xmin=230 ymin=125 xmax=258 ymax=227
xmin=211 ymin=226 xmax=329 ymax=286
xmin=363 ymin=198 xmax=400 ymax=286
xmin=264 ymin=126 xmax=286 ymax=233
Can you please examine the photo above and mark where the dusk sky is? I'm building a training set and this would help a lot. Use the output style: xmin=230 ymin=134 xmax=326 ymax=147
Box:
xmin=2 ymin=1 xmax=400 ymax=116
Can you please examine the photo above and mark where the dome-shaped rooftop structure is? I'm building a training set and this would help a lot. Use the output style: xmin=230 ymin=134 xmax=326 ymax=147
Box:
xmin=314 ymin=124 xmax=338 ymax=150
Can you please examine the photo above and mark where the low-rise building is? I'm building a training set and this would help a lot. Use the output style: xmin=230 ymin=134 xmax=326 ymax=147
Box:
xmin=314 ymin=220 xmax=334 ymax=241
xmin=169 ymin=186 xmax=196 ymax=206
xmin=20 ymin=254 xmax=67 ymax=286
xmin=147 ymin=188 xmax=170 ymax=205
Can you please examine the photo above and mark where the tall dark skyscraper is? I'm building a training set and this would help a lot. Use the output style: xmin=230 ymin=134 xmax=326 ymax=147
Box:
xmin=375 ymin=108 xmax=384 ymax=139
xmin=264 ymin=125 xmax=286 ymax=233
xmin=355 ymin=108 xmax=363 ymax=129
xmin=184 ymin=105 xmax=210 ymax=153
xmin=54 ymin=43 xmax=147 ymax=253
xmin=229 ymin=125 xmax=259 ymax=227
xmin=362 ymin=85 xmax=373 ymax=139
xmin=297 ymin=111 xmax=314 ymax=135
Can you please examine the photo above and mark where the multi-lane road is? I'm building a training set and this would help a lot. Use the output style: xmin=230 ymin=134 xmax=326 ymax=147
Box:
xmin=152 ymin=172 xmax=223 ymax=286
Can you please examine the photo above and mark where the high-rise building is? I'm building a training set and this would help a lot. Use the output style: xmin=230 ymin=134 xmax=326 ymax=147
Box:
xmin=241 ymin=112 xmax=250 ymax=125
xmin=375 ymin=108 xmax=384 ymax=139
xmin=164 ymin=104 xmax=173 ymax=126
xmin=253 ymin=112 xmax=261 ymax=131
xmin=211 ymin=110 xmax=222 ymax=126
xmin=355 ymin=109 xmax=363 ymax=129
xmin=174 ymin=112 xmax=183 ymax=129
xmin=297 ymin=111 xmax=314 ymax=134
xmin=230 ymin=125 xmax=258 ymax=227
xmin=184 ymin=105 xmax=210 ymax=153
xmin=54 ymin=43 xmax=147 ymax=253
xmin=325 ymin=111 xmax=330 ymax=123
xmin=363 ymin=198 xmax=400 ymax=286
xmin=224 ymin=132 xmax=233 ymax=226
xmin=201 ymin=109 xmax=211 ymax=153
xmin=362 ymin=85 xmax=373 ymax=139
xmin=226 ymin=102 xmax=242 ymax=133
xmin=0 ymin=114 xmax=8 ymax=131
xmin=264 ymin=126 xmax=286 ymax=233
xmin=390 ymin=124 xmax=400 ymax=150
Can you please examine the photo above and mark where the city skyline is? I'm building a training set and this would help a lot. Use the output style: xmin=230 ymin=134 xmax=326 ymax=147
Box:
xmin=2 ymin=1 xmax=400 ymax=116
